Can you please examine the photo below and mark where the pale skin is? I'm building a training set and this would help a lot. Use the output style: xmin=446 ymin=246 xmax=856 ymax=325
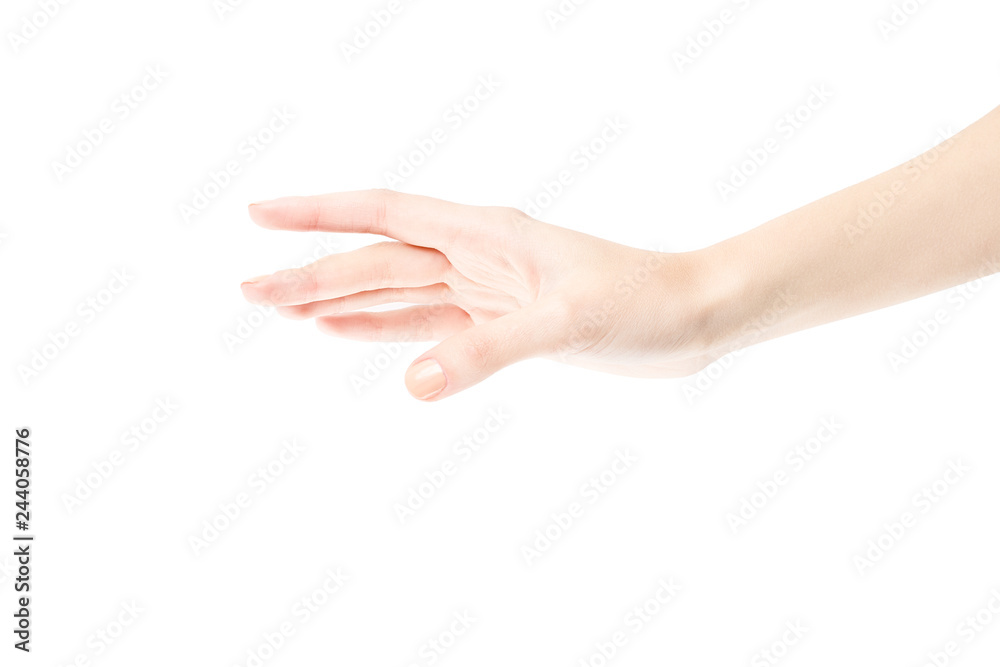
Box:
xmin=241 ymin=105 xmax=1000 ymax=401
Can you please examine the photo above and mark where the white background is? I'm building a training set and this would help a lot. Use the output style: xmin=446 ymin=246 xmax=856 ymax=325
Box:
xmin=3 ymin=0 xmax=1000 ymax=665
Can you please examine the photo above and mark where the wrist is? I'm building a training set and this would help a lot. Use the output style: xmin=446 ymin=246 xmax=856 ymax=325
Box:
xmin=687 ymin=237 xmax=798 ymax=357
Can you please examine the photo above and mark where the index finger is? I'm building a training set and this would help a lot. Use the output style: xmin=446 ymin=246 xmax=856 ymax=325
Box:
xmin=247 ymin=189 xmax=484 ymax=249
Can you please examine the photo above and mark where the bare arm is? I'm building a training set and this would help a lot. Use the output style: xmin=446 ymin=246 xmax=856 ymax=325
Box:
xmin=701 ymin=106 xmax=1000 ymax=354
xmin=241 ymin=106 xmax=1000 ymax=400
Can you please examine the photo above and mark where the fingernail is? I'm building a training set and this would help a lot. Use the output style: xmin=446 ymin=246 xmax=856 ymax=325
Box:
xmin=241 ymin=274 xmax=270 ymax=286
xmin=406 ymin=359 xmax=446 ymax=400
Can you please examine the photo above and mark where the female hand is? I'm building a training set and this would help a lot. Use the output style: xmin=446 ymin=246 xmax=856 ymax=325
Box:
xmin=240 ymin=190 xmax=724 ymax=400
xmin=242 ymin=109 xmax=1000 ymax=401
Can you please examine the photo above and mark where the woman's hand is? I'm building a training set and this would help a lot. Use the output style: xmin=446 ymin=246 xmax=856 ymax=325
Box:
xmin=240 ymin=190 xmax=724 ymax=400
xmin=242 ymin=108 xmax=1000 ymax=401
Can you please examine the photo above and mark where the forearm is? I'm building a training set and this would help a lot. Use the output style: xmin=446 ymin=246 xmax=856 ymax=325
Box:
xmin=241 ymin=108 xmax=1000 ymax=397
xmin=700 ymin=105 xmax=1000 ymax=354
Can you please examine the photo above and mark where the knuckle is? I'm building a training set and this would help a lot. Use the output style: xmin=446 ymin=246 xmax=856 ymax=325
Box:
xmin=406 ymin=310 xmax=432 ymax=339
xmin=271 ymin=266 xmax=318 ymax=304
xmin=326 ymin=296 xmax=348 ymax=314
xmin=362 ymin=313 xmax=384 ymax=338
xmin=460 ymin=334 xmax=495 ymax=373
xmin=371 ymin=254 xmax=395 ymax=289
xmin=368 ymin=189 xmax=397 ymax=237
xmin=495 ymin=205 xmax=534 ymax=231
xmin=296 ymin=265 xmax=320 ymax=300
xmin=304 ymin=197 xmax=322 ymax=233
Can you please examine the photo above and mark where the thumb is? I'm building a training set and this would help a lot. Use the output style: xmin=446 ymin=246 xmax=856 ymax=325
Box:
xmin=404 ymin=302 xmax=560 ymax=401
